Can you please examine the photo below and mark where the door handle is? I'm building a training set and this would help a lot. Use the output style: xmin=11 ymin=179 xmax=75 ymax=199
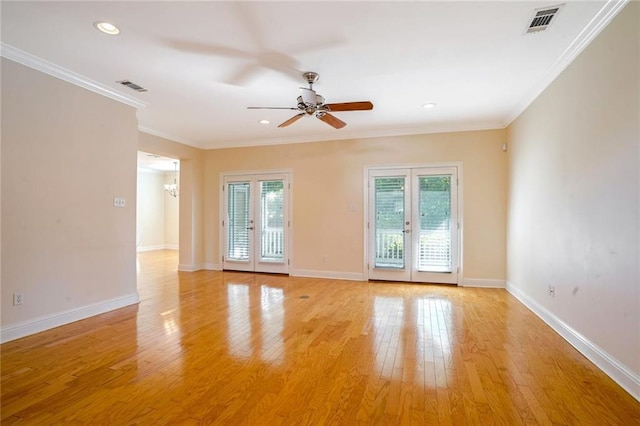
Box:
xmin=247 ymin=226 xmax=254 ymax=230
xmin=403 ymin=229 xmax=411 ymax=233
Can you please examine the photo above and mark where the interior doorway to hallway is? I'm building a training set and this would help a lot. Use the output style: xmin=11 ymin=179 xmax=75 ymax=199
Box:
xmin=136 ymin=151 xmax=180 ymax=268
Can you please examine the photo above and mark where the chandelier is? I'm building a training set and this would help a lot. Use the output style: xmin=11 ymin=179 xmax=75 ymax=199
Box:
xmin=164 ymin=161 xmax=179 ymax=198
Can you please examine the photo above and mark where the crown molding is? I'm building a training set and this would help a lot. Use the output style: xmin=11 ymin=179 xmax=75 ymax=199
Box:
xmin=504 ymin=0 xmax=629 ymax=126
xmin=1 ymin=43 xmax=148 ymax=110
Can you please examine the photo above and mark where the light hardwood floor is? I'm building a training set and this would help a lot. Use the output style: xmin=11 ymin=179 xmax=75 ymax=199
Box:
xmin=2 ymin=250 xmax=639 ymax=424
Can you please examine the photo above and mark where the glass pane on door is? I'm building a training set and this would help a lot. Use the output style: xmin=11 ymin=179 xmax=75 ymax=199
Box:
xmin=259 ymin=180 xmax=285 ymax=263
xmin=417 ymin=175 xmax=452 ymax=272
xmin=227 ymin=182 xmax=251 ymax=261
xmin=374 ymin=177 xmax=406 ymax=269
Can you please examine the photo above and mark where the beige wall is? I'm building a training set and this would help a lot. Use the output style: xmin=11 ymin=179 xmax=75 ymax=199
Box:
xmin=137 ymin=170 xmax=166 ymax=249
xmin=507 ymin=0 xmax=639 ymax=381
xmin=1 ymin=58 xmax=139 ymax=336
xmin=204 ymin=129 xmax=508 ymax=281
xmin=138 ymin=132 xmax=204 ymax=269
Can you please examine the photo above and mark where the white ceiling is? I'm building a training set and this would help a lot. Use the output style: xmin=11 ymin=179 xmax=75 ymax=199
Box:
xmin=1 ymin=1 xmax=619 ymax=150
xmin=137 ymin=151 xmax=180 ymax=172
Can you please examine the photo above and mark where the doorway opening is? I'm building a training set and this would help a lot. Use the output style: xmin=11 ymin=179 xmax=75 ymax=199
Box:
xmin=136 ymin=151 xmax=180 ymax=268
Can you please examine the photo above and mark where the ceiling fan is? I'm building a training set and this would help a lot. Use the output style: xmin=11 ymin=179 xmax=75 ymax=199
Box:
xmin=247 ymin=72 xmax=374 ymax=129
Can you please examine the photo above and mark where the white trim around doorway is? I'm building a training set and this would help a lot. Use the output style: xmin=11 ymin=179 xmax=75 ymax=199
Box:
xmin=218 ymin=169 xmax=293 ymax=274
xmin=363 ymin=162 xmax=464 ymax=284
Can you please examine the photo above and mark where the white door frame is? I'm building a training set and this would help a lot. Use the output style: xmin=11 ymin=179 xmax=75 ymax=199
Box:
xmin=220 ymin=170 xmax=292 ymax=274
xmin=363 ymin=162 xmax=463 ymax=284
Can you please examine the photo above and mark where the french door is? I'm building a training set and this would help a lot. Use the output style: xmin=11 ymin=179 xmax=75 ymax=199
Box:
xmin=368 ymin=167 xmax=459 ymax=284
xmin=223 ymin=173 xmax=289 ymax=274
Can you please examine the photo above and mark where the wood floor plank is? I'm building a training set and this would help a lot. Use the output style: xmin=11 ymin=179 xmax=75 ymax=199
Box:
xmin=1 ymin=250 xmax=639 ymax=424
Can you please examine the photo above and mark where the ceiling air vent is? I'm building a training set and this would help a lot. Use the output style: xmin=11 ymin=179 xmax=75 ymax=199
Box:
xmin=526 ymin=4 xmax=564 ymax=34
xmin=117 ymin=80 xmax=148 ymax=93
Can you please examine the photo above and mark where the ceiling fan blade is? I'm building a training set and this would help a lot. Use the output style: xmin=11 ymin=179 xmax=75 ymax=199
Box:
xmin=278 ymin=113 xmax=305 ymax=128
xmin=164 ymin=39 xmax=250 ymax=59
xmin=225 ymin=63 xmax=263 ymax=86
xmin=318 ymin=112 xmax=346 ymax=129
xmin=325 ymin=101 xmax=374 ymax=112
xmin=247 ymin=106 xmax=300 ymax=110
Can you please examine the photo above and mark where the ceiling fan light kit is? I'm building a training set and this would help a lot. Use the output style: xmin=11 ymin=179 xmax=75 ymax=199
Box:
xmin=247 ymin=71 xmax=373 ymax=129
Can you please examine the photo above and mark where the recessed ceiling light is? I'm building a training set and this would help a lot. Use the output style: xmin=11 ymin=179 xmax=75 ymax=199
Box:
xmin=93 ymin=21 xmax=120 ymax=35
xmin=259 ymin=119 xmax=270 ymax=125
xmin=422 ymin=103 xmax=437 ymax=109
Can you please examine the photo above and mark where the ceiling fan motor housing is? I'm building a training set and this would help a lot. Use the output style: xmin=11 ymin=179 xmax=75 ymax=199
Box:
xmin=303 ymin=71 xmax=320 ymax=86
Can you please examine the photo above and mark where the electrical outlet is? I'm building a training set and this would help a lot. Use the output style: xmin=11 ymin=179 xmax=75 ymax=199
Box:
xmin=13 ymin=293 xmax=24 ymax=306
xmin=113 ymin=197 xmax=126 ymax=207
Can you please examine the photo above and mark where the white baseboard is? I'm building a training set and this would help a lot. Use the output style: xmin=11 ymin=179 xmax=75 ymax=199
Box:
xmin=177 ymin=263 xmax=220 ymax=272
xmin=462 ymin=278 xmax=506 ymax=288
xmin=203 ymin=263 xmax=221 ymax=271
xmin=290 ymin=269 xmax=365 ymax=281
xmin=137 ymin=244 xmax=164 ymax=252
xmin=137 ymin=245 xmax=178 ymax=252
xmin=0 ymin=293 xmax=140 ymax=344
xmin=178 ymin=263 xmax=201 ymax=272
xmin=506 ymin=281 xmax=640 ymax=402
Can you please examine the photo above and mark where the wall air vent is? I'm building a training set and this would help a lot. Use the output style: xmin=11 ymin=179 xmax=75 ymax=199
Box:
xmin=526 ymin=4 xmax=564 ymax=34
xmin=117 ymin=80 xmax=148 ymax=93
